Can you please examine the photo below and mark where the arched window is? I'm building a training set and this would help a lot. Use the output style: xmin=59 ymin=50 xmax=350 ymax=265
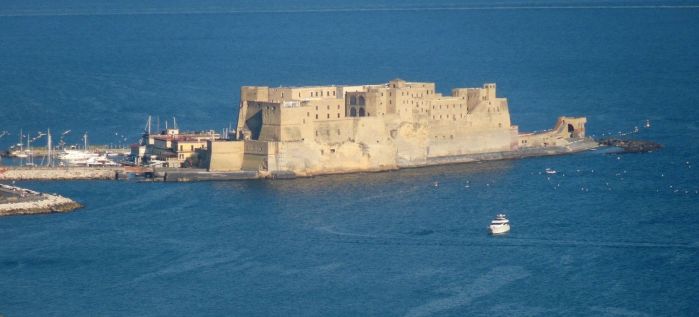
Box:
xmin=358 ymin=96 xmax=365 ymax=105
xmin=350 ymin=107 xmax=357 ymax=117
xmin=567 ymin=124 xmax=575 ymax=137
xmin=350 ymin=96 xmax=357 ymax=105
xmin=358 ymin=108 xmax=366 ymax=117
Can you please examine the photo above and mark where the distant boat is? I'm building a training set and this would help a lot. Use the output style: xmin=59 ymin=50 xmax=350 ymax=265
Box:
xmin=59 ymin=151 xmax=119 ymax=167
xmin=545 ymin=168 xmax=557 ymax=174
xmin=59 ymin=149 xmax=99 ymax=165
xmin=85 ymin=155 xmax=119 ymax=167
xmin=489 ymin=214 xmax=510 ymax=235
xmin=645 ymin=120 xmax=651 ymax=128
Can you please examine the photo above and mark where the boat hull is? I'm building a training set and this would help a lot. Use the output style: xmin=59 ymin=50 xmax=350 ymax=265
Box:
xmin=489 ymin=224 xmax=510 ymax=235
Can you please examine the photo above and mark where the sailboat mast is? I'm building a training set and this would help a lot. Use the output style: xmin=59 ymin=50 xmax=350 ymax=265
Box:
xmin=47 ymin=129 xmax=52 ymax=167
xmin=27 ymin=133 xmax=32 ymax=165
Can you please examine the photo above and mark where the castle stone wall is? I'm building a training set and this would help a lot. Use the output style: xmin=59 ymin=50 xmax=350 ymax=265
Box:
xmin=214 ymin=80 xmax=590 ymax=177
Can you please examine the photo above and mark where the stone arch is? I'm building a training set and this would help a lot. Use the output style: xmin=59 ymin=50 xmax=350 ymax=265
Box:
xmin=350 ymin=107 xmax=357 ymax=117
xmin=358 ymin=96 xmax=365 ymax=105
xmin=350 ymin=96 xmax=357 ymax=105
xmin=358 ymin=108 xmax=366 ymax=117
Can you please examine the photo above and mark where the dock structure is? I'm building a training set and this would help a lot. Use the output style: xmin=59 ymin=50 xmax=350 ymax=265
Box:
xmin=0 ymin=167 xmax=120 ymax=181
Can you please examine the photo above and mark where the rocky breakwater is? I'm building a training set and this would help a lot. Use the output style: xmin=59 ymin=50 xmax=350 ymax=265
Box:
xmin=598 ymin=138 xmax=662 ymax=153
xmin=0 ymin=184 xmax=82 ymax=216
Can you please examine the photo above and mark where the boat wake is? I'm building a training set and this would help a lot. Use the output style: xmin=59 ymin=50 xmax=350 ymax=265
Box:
xmin=405 ymin=266 xmax=530 ymax=317
xmin=313 ymin=228 xmax=698 ymax=250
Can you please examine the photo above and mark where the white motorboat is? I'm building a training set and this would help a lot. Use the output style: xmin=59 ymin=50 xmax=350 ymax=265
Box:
xmin=489 ymin=214 xmax=510 ymax=235
xmin=85 ymin=155 xmax=119 ymax=167
xmin=545 ymin=168 xmax=557 ymax=174
xmin=58 ymin=149 xmax=100 ymax=165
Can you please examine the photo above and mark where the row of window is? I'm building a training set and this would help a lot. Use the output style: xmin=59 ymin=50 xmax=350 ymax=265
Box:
xmin=315 ymin=105 xmax=342 ymax=111
xmin=349 ymin=108 xmax=368 ymax=117
xmin=307 ymin=112 xmax=342 ymax=119
xmin=349 ymin=96 xmax=365 ymax=105
xmin=280 ymin=90 xmax=337 ymax=99
xmin=432 ymin=113 xmax=470 ymax=120
xmin=315 ymin=129 xmax=344 ymax=136
xmin=178 ymin=144 xmax=200 ymax=152
xmin=301 ymin=91 xmax=336 ymax=98
xmin=433 ymin=104 xmax=465 ymax=110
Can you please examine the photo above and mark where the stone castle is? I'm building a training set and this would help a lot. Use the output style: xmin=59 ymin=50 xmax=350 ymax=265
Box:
xmin=203 ymin=79 xmax=593 ymax=176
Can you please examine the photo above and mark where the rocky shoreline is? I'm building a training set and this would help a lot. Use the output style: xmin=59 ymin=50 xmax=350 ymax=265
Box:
xmin=0 ymin=184 xmax=83 ymax=217
xmin=597 ymin=138 xmax=662 ymax=153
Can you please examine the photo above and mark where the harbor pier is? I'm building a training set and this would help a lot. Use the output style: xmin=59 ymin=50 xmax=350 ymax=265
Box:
xmin=0 ymin=167 xmax=121 ymax=181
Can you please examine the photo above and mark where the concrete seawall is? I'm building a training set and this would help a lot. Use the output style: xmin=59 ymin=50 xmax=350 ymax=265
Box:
xmin=0 ymin=140 xmax=599 ymax=182
xmin=0 ymin=167 xmax=119 ymax=180
xmin=416 ymin=139 xmax=600 ymax=167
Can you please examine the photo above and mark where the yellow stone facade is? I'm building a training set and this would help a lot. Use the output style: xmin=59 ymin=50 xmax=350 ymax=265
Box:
xmin=205 ymin=79 xmax=588 ymax=175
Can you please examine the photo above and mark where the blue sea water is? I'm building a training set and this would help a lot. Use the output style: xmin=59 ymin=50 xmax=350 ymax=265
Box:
xmin=1 ymin=1 xmax=699 ymax=316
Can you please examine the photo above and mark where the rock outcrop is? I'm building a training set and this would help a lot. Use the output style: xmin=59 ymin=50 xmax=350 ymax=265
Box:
xmin=598 ymin=138 xmax=662 ymax=153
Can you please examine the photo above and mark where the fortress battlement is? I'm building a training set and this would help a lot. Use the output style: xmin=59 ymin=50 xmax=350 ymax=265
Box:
xmin=202 ymin=79 xmax=594 ymax=176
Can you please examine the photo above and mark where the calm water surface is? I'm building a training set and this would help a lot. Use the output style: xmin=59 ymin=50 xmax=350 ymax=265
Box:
xmin=1 ymin=1 xmax=698 ymax=316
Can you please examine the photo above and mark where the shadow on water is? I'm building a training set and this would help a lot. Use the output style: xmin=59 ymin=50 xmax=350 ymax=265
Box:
xmin=210 ymin=159 xmax=515 ymax=194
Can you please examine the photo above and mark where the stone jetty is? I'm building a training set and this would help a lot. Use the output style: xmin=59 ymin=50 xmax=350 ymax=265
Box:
xmin=0 ymin=167 xmax=119 ymax=180
xmin=0 ymin=184 xmax=82 ymax=216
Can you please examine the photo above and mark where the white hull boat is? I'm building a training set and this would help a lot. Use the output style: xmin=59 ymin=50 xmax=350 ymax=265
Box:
xmin=489 ymin=214 xmax=510 ymax=235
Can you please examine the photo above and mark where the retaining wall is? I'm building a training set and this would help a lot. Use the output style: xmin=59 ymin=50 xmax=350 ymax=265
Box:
xmin=0 ymin=167 xmax=119 ymax=180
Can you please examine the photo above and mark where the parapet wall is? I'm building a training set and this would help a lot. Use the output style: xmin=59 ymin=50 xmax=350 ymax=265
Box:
xmin=0 ymin=167 xmax=119 ymax=180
